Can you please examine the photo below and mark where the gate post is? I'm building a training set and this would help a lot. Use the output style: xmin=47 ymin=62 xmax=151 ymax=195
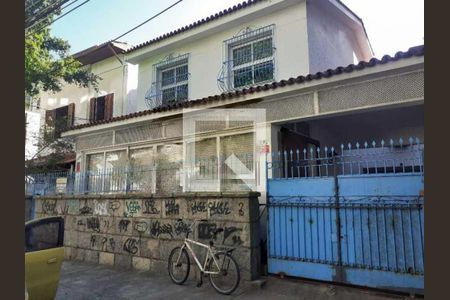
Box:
xmin=333 ymin=155 xmax=344 ymax=282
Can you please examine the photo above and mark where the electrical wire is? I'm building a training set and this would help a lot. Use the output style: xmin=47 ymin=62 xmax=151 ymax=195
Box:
xmin=26 ymin=0 xmax=71 ymax=30
xmin=111 ymin=0 xmax=183 ymax=41
xmin=26 ymin=0 xmax=92 ymax=35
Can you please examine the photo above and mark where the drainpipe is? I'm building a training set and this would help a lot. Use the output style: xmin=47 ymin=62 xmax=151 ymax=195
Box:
xmin=107 ymin=43 xmax=126 ymax=116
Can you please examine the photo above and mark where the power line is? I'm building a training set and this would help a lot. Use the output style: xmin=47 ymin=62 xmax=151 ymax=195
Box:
xmin=26 ymin=0 xmax=92 ymax=36
xmin=26 ymin=0 xmax=71 ymax=30
xmin=26 ymin=0 xmax=81 ymax=32
xmin=111 ymin=0 xmax=183 ymax=41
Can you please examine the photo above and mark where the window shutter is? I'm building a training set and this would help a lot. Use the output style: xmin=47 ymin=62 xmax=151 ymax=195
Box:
xmin=89 ymin=98 xmax=96 ymax=122
xmin=105 ymin=93 xmax=114 ymax=120
xmin=45 ymin=109 xmax=56 ymax=139
xmin=67 ymin=103 xmax=75 ymax=127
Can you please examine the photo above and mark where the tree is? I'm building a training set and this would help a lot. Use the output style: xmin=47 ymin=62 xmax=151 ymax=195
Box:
xmin=25 ymin=0 xmax=100 ymax=104
xmin=25 ymin=0 xmax=99 ymax=171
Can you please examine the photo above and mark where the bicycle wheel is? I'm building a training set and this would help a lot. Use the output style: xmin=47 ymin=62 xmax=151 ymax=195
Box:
xmin=208 ymin=252 xmax=240 ymax=295
xmin=168 ymin=246 xmax=190 ymax=284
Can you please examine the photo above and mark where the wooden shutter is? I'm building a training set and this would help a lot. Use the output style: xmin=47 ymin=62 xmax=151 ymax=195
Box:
xmin=89 ymin=98 xmax=96 ymax=122
xmin=45 ymin=109 xmax=55 ymax=127
xmin=104 ymin=93 xmax=114 ymax=120
xmin=67 ymin=103 xmax=75 ymax=127
xmin=44 ymin=109 xmax=56 ymax=139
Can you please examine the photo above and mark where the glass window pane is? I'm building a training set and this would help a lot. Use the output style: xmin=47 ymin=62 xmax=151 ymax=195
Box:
xmin=233 ymin=67 xmax=253 ymax=88
xmin=105 ymin=151 xmax=128 ymax=170
xmin=162 ymin=87 xmax=176 ymax=103
xmin=176 ymin=84 xmax=188 ymax=101
xmin=156 ymin=143 xmax=183 ymax=194
xmin=253 ymin=38 xmax=273 ymax=60
xmin=220 ymin=133 xmax=255 ymax=191
xmin=25 ymin=221 xmax=60 ymax=252
xmin=254 ymin=61 xmax=274 ymax=83
xmin=176 ymin=65 xmax=188 ymax=82
xmin=161 ymin=69 xmax=175 ymax=87
xmin=232 ymin=45 xmax=252 ymax=66
xmin=87 ymin=153 xmax=104 ymax=173
xmin=129 ymin=147 xmax=154 ymax=193
xmin=104 ymin=151 xmax=127 ymax=193
xmin=87 ymin=153 xmax=104 ymax=192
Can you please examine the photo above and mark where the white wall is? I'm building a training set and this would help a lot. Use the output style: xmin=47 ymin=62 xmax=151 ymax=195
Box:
xmin=306 ymin=0 xmax=371 ymax=73
xmin=25 ymin=110 xmax=41 ymax=159
xmin=38 ymin=56 xmax=128 ymax=127
xmin=130 ymin=0 xmax=310 ymax=113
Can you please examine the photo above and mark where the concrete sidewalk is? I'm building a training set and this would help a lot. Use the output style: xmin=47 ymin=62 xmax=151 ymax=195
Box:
xmin=56 ymin=261 xmax=413 ymax=300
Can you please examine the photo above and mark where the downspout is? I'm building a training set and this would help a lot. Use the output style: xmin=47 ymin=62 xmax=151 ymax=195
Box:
xmin=107 ymin=43 xmax=126 ymax=116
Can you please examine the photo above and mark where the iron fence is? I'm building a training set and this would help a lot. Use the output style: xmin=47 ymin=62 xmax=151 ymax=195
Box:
xmin=25 ymin=153 xmax=256 ymax=196
xmin=268 ymin=137 xmax=424 ymax=179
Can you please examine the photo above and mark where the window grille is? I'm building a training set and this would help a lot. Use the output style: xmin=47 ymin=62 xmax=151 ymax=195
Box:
xmin=145 ymin=53 xmax=190 ymax=109
xmin=218 ymin=24 xmax=276 ymax=92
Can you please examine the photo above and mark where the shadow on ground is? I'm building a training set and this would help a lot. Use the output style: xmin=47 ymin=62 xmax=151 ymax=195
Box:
xmin=56 ymin=261 xmax=413 ymax=300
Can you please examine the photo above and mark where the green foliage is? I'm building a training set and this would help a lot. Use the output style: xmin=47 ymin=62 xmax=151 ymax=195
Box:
xmin=25 ymin=0 xmax=99 ymax=97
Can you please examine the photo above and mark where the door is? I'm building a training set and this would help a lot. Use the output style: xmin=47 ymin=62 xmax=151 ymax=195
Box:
xmin=25 ymin=217 xmax=65 ymax=300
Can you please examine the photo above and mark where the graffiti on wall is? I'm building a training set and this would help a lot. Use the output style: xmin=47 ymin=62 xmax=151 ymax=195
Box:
xmin=109 ymin=200 xmax=121 ymax=214
xmin=42 ymin=199 xmax=56 ymax=214
xmin=124 ymin=200 xmax=141 ymax=217
xmin=164 ymin=199 xmax=179 ymax=216
xmin=123 ymin=238 xmax=139 ymax=254
xmin=90 ymin=234 xmax=116 ymax=252
xmin=197 ymin=222 xmax=243 ymax=246
xmin=94 ymin=200 xmax=108 ymax=216
xmin=143 ymin=199 xmax=160 ymax=215
xmin=208 ymin=201 xmax=231 ymax=216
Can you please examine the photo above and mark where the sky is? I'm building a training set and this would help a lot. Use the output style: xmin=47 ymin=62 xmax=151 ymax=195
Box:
xmin=50 ymin=0 xmax=424 ymax=58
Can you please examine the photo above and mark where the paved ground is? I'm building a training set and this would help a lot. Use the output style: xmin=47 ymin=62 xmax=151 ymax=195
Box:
xmin=56 ymin=261 xmax=415 ymax=300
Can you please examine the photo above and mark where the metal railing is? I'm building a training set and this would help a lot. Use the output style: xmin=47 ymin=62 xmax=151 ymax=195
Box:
xmin=25 ymin=153 xmax=256 ymax=196
xmin=268 ymin=137 xmax=424 ymax=179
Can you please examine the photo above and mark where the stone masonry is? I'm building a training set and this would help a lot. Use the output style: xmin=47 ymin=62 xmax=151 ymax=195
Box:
xmin=34 ymin=192 xmax=261 ymax=280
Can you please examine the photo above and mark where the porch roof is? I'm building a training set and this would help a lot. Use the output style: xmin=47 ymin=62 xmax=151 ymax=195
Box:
xmin=63 ymin=45 xmax=424 ymax=136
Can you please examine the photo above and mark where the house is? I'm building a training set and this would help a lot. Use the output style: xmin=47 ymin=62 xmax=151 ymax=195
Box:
xmin=30 ymin=0 xmax=424 ymax=292
xmin=26 ymin=40 xmax=134 ymax=169
xmin=45 ymin=0 xmax=377 ymax=189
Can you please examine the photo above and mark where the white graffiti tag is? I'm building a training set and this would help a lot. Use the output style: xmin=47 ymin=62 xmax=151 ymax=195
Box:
xmin=93 ymin=200 xmax=108 ymax=216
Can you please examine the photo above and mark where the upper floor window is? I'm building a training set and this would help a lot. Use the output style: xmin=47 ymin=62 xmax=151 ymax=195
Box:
xmin=89 ymin=93 xmax=114 ymax=122
xmin=45 ymin=103 xmax=75 ymax=139
xmin=218 ymin=24 xmax=275 ymax=92
xmin=145 ymin=54 xmax=189 ymax=109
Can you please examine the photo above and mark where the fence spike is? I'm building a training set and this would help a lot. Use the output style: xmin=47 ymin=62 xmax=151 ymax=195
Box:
xmin=347 ymin=143 xmax=352 ymax=150
xmin=372 ymin=140 xmax=376 ymax=148
xmin=331 ymin=146 xmax=335 ymax=154
xmin=415 ymin=137 xmax=421 ymax=145
xmin=399 ymin=137 xmax=404 ymax=147
xmin=356 ymin=142 xmax=360 ymax=150
xmin=364 ymin=141 xmax=368 ymax=149
xmin=381 ymin=139 xmax=385 ymax=147
xmin=409 ymin=136 xmax=414 ymax=145
xmin=389 ymin=139 xmax=394 ymax=148
xmin=324 ymin=146 xmax=328 ymax=154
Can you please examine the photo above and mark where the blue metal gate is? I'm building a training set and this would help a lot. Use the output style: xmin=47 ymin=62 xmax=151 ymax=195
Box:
xmin=266 ymin=138 xmax=424 ymax=293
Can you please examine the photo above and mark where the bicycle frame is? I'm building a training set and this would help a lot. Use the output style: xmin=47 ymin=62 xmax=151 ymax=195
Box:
xmin=177 ymin=238 xmax=221 ymax=275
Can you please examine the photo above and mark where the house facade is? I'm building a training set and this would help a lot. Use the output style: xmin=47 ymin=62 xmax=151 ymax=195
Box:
xmin=29 ymin=0 xmax=424 ymax=292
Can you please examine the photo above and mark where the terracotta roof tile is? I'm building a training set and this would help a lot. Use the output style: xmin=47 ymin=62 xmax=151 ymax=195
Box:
xmin=66 ymin=45 xmax=424 ymax=132
xmin=124 ymin=0 xmax=264 ymax=54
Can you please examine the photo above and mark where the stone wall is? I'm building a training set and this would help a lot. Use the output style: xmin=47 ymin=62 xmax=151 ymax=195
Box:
xmin=34 ymin=192 xmax=261 ymax=280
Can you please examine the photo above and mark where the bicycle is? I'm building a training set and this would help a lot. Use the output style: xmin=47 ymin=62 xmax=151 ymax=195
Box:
xmin=167 ymin=219 xmax=240 ymax=295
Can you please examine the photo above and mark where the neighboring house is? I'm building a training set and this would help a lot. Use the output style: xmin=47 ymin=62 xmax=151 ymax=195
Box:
xmin=26 ymin=41 xmax=135 ymax=168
